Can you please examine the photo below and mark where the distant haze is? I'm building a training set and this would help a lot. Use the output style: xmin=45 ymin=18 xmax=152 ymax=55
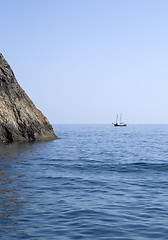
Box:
xmin=2 ymin=0 xmax=168 ymax=124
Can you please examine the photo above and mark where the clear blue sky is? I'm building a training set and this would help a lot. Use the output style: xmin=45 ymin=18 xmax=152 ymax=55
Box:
xmin=1 ymin=0 xmax=168 ymax=124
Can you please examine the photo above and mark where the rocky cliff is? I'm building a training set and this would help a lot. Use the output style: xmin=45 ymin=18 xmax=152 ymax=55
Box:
xmin=0 ymin=53 xmax=58 ymax=142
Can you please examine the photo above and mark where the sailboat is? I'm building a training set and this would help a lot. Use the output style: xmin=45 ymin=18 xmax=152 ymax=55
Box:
xmin=113 ymin=113 xmax=127 ymax=127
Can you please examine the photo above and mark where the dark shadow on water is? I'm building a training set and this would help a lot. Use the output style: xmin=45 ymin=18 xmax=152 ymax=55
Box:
xmin=0 ymin=141 xmax=43 ymax=159
xmin=0 ymin=142 xmax=38 ymax=159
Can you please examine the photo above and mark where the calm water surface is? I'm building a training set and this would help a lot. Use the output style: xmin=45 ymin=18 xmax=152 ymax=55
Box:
xmin=1 ymin=124 xmax=168 ymax=239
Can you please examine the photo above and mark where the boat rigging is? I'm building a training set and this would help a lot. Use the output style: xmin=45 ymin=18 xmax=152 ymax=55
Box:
xmin=113 ymin=113 xmax=127 ymax=127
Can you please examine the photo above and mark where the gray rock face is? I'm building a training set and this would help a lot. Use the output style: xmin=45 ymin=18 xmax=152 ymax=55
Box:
xmin=0 ymin=53 xmax=58 ymax=142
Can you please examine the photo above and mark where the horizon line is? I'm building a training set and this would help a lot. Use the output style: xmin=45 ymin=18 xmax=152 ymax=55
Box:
xmin=51 ymin=123 xmax=168 ymax=125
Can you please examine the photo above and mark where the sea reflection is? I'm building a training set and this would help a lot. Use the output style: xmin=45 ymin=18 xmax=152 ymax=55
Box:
xmin=0 ymin=142 xmax=40 ymax=236
xmin=0 ymin=142 xmax=36 ymax=159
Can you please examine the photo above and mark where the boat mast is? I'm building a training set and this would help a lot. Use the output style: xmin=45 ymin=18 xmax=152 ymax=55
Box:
xmin=116 ymin=114 xmax=118 ymax=124
xmin=120 ymin=113 xmax=122 ymax=123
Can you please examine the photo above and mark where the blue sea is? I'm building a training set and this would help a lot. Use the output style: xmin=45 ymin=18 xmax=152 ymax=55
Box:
xmin=1 ymin=124 xmax=168 ymax=239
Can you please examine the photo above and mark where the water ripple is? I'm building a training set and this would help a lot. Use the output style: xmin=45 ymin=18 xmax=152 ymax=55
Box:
xmin=1 ymin=124 xmax=168 ymax=239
